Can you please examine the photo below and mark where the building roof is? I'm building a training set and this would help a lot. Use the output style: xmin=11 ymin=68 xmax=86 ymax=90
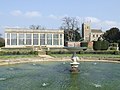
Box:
xmin=5 ymin=28 xmax=64 ymax=33
xmin=91 ymin=29 xmax=103 ymax=33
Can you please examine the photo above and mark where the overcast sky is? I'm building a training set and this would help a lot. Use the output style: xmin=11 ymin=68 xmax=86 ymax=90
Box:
xmin=0 ymin=0 xmax=120 ymax=36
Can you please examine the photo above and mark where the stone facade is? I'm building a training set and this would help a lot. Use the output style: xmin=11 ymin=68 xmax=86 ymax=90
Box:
xmin=82 ymin=23 xmax=104 ymax=42
xmin=65 ymin=41 xmax=80 ymax=47
xmin=82 ymin=23 xmax=91 ymax=41
xmin=90 ymin=29 xmax=104 ymax=41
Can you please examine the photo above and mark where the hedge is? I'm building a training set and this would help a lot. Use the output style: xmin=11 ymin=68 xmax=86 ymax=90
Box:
xmin=80 ymin=42 xmax=88 ymax=47
xmin=46 ymin=50 xmax=72 ymax=55
xmin=0 ymin=51 xmax=38 ymax=56
xmin=0 ymin=42 xmax=5 ymax=47
xmin=46 ymin=50 xmax=120 ymax=55
xmin=79 ymin=50 xmax=120 ymax=55
xmin=93 ymin=41 xmax=109 ymax=50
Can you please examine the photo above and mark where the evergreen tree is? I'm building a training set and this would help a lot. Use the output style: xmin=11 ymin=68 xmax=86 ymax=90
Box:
xmin=103 ymin=27 xmax=120 ymax=43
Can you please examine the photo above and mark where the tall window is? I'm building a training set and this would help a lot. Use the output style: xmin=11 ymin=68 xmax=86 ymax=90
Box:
xmin=33 ymin=34 xmax=38 ymax=45
xmin=40 ymin=34 xmax=45 ymax=45
xmin=11 ymin=33 xmax=17 ymax=45
xmin=53 ymin=34 xmax=59 ymax=45
xmin=7 ymin=33 xmax=10 ymax=45
xmin=47 ymin=34 xmax=52 ymax=45
xmin=26 ymin=34 xmax=32 ymax=45
xmin=60 ymin=34 xmax=63 ymax=45
xmin=96 ymin=34 xmax=98 ymax=37
xmin=19 ymin=34 xmax=24 ymax=45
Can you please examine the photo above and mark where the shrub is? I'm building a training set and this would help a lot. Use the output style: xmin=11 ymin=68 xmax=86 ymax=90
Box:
xmin=93 ymin=41 xmax=101 ymax=50
xmin=81 ymin=42 xmax=88 ymax=47
xmin=79 ymin=51 xmax=85 ymax=54
xmin=109 ymin=47 xmax=116 ymax=50
xmin=101 ymin=41 xmax=109 ymax=50
xmin=0 ymin=38 xmax=5 ymax=47
xmin=33 ymin=51 xmax=38 ymax=55
xmin=114 ymin=51 xmax=119 ymax=55
xmin=80 ymin=42 xmax=88 ymax=51
xmin=28 ymin=51 xmax=38 ymax=55
xmin=78 ymin=51 xmax=120 ymax=55
xmin=0 ymin=42 xmax=5 ymax=47
xmin=0 ymin=51 xmax=38 ymax=56
xmin=46 ymin=51 xmax=51 ymax=55
xmin=93 ymin=41 xmax=109 ymax=50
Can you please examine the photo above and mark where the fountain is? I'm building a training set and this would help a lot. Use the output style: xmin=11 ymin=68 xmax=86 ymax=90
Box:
xmin=64 ymin=46 xmax=87 ymax=73
xmin=0 ymin=61 xmax=120 ymax=90
xmin=70 ymin=52 xmax=80 ymax=72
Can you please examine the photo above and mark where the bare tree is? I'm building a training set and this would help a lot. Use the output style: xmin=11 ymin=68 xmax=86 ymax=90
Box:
xmin=62 ymin=17 xmax=80 ymax=41
xmin=29 ymin=25 xmax=45 ymax=30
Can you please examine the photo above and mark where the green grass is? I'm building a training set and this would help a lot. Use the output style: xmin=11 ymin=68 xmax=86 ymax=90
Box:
xmin=50 ymin=54 xmax=120 ymax=58
xmin=0 ymin=55 xmax=38 ymax=59
xmin=0 ymin=54 xmax=120 ymax=60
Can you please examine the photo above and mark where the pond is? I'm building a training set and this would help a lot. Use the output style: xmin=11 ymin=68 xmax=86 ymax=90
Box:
xmin=0 ymin=61 xmax=120 ymax=90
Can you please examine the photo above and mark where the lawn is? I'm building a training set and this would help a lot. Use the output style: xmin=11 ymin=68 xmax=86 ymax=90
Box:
xmin=0 ymin=54 xmax=120 ymax=60
xmin=0 ymin=55 xmax=38 ymax=59
xmin=50 ymin=54 xmax=120 ymax=58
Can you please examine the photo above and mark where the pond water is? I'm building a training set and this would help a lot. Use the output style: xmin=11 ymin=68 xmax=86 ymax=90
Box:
xmin=0 ymin=61 xmax=120 ymax=90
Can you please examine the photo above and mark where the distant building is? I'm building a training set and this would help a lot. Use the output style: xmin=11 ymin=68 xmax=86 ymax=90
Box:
xmin=5 ymin=28 xmax=64 ymax=48
xmin=82 ymin=23 xmax=91 ymax=41
xmin=82 ymin=23 xmax=104 ymax=42
xmin=90 ymin=29 xmax=104 ymax=41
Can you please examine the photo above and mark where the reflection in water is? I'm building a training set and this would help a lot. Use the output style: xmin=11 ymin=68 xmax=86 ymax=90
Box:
xmin=69 ymin=73 xmax=80 ymax=90
xmin=93 ymin=62 xmax=97 ymax=65
xmin=32 ymin=63 xmax=36 ymax=66
xmin=63 ymin=62 xmax=66 ymax=64
xmin=9 ymin=67 xmax=14 ymax=70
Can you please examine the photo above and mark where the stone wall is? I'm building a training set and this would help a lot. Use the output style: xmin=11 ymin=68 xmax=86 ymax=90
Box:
xmin=65 ymin=42 xmax=80 ymax=47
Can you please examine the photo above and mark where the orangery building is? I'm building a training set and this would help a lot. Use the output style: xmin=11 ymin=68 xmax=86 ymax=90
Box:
xmin=5 ymin=28 xmax=64 ymax=49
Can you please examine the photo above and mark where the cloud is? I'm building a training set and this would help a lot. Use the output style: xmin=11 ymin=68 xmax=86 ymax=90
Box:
xmin=84 ymin=17 xmax=101 ymax=23
xmin=48 ymin=14 xmax=69 ymax=20
xmin=10 ymin=10 xmax=42 ymax=18
xmin=25 ymin=11 xmax=41 ymax=17
xmin=48 ymin=15 xmax=120 ymax=30
xmin=48 ymin=14 xmax=58 ymax=19
xmin=10 ymin=10 xmax=22 ymax=16
xmin=103 ymin=20 xmax=118 ymax=26
xmin=60 ymin=14 xmax=69 ymax=19
xmin=82 ymin=16 xmax=120 ymax=30
xmin=8 ymin=12 xmax=120 ymax=30
xmin=3 ymin=26 xmax=21 ymax=29
xmin=100 ymin=20 xmax=120 ymax=30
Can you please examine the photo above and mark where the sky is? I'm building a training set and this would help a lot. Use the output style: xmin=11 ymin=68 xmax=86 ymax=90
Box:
xmin=0 ymin=0 xmax=120 ymax=36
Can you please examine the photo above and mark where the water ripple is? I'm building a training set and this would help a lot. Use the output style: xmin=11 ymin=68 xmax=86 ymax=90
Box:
xmin=42 ymin=83 xmax=49 ymax=87
xmin=0 ymin=78 xmax=6 ymax=81
xmin=92 ymin=83 xmax=102 ymax=88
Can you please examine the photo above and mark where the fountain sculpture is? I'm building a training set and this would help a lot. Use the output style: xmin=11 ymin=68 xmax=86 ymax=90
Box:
xmin=64 ymin=46 xmax=87 ymax=73
xmin=70 ymin=52 xmax=80 ymax=72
